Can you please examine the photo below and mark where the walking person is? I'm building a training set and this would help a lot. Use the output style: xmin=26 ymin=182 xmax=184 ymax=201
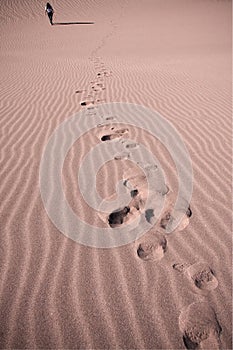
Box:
xmin=45 ymin=2 xmax=54 ymax=25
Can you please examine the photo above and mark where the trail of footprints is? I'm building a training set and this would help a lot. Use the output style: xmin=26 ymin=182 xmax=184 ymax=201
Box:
xmin=95 ymin=118 xmax=222 ymax=348
xmin=84 ymin=115 xmax=222 ymax=349
xmin=75 ymin=56 xmax=112 ymax=109
xmin=173 ymin=262 xmax=218 ymax=294
xmin=75 ymin=51 xmax=221 ymax=350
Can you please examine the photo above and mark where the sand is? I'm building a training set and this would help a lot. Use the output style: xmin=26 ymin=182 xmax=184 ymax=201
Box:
xmin=0 ymin=0 xmax=232 ymax=349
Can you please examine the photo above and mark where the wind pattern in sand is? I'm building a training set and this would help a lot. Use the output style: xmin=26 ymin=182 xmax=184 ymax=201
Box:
xmin=0 ymin=0 xmax=232 ymax=349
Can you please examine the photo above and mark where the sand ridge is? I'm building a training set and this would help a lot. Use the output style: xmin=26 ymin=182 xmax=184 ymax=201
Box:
xmin=0 ymin=0 xmax=232 ymax=349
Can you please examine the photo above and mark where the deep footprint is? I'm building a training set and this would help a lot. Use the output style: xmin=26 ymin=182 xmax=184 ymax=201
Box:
xmin=101 ymin=128 xmax=129 ymax=141
xmin=186 ymin=262 xmax=218 ymax=292
xmin=137 ymin=235 xmax=167 ymax=261
xmin=179 ymin=302 xmax=222 ymax=349
xmin=80 ymin=101 xmax=94 ymax=106
xmin=173 ymin=262 xmax=218 ymax=293
xmin=108 ymin=206 xmax=130 ymax=228
xmin=145 ymin=209 xmax=155 ymax=223
xmin=130 ymin=189 xmax=139 ymax=198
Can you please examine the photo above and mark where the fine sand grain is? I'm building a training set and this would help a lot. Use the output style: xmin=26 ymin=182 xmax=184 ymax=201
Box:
xmin=0 ymin=0 xmax=231 ymax=349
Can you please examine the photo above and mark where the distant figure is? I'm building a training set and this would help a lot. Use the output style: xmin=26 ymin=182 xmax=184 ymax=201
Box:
xmin=45 ymin=3 xmax=54 ymax=25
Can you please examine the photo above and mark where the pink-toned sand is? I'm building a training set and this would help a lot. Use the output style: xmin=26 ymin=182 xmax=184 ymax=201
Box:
xmin=0 ymin=0 xmax=232 ymax=349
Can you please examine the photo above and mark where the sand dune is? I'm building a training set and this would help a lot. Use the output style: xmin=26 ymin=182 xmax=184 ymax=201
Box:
xmin=0 ymin=0 xmax=231 ymax=349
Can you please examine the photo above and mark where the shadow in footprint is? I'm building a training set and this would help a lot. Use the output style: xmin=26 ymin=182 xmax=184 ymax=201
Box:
xmin=81 ymin=98 xmax=104 ymax=107
xmin=101 ymin=135 xmax=111 ymax=141
xmin=75 ymin=89 xmax=86 ymax=93
xmin=54 ymin=22 xmax=94 ymax=25
xmin=81 ymin=101 xmax=93 ymax=106
xmin=145 ymin=209 xmax=155 ymax=223
xmin=101 ymin=128 xmax=128 ymax=141
xmin=130 ymin=189 xmax=138 ymax=198
xmin=108 ymin=206 xmax=130 ymax=228
xmin=186 ymin=206 xmax=192 ymax=218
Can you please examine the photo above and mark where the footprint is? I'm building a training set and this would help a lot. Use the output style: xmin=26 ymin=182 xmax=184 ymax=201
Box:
xmin=91 ymin=81 xmax=104 ymax=89
xmin=114 ymin=152 xmax=130 ymax=160
xmin=130 ymin=189 xmax=138 ymax=198
xmin=130 ymin=194 xmax=145 ymax=212
xmin=145 ymin=208 xmax=155 ymax=223
xmin=144 ymin=163 xmax=158 ymax=171
xmin=98 ymin=188 xmax=143 ymax=228
xmin=160 ymin=211 xmax=173 ymax=229
xmin=95 ymin=98 xmax=105 ymax=104
xmin=101 ymin=135 xmax=112 ymax=141
xmin=120 ymin=140 xmax=139 ymax=150
xmin=108 ymin=206 xmax=130 ymax=228
xmin=75 ymin=89 xmax=86 ymax=94
xmin=159 ymin=205 xmax=192 ymax=233
xmin=173 ymin=262 xmax=218 ymax=293
xmin=154 ymin=182 xmax=169 ymax=196
xmin=81 ymin=99 xmax=102 ymax=107
xmin=123 ymin=170 xmax=147 ymax=191
xmin=91 ymin=87 xmax=101 ymax=92
xmin=124 ymin=163 xmax=169 ymax=201
xmin=172 ymin=262 xmax=190 ymax=273
xmin=186 ymin=262 xmax=218 ymax=292
xmin=100 ymin=128 xmax=129 ymax=142
xmin=97 ymin=123 xmax=111 ymax=129
xmin=91 ymin=82 xmax=106 ymax=91
xmin=80 ymin=100 xmax=94 ymax=106
xmin=125 ymin=142 xmax=139 ymax=149
xmin=179 ymin=302 xmax=222 ymax=349
xmin=137 ymin=235 xmax=167 ymax=261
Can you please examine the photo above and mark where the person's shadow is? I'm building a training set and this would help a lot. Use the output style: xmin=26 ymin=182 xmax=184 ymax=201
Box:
xmin=53 ymin=21 xmax=94 ymax=25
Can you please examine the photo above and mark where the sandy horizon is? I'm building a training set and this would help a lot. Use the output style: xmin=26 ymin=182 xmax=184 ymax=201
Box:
xmin=0 ymin=0 xmax=232 ymax=349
